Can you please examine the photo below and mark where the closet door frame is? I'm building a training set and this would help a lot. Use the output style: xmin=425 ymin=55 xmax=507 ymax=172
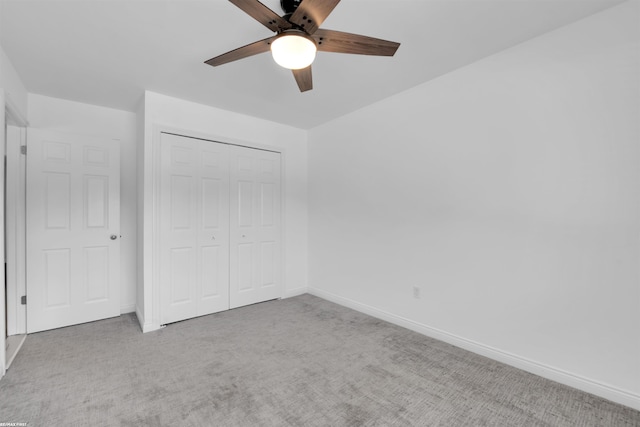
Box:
xmin=147 ymin=126 xmax=286 ymax=332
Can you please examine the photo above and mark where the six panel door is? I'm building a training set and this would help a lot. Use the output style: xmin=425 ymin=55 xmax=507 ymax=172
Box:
xmin=160 ymin=133 xmax=231 ymax=324
xmin=26 ymin=129 xmax=120 ymax=333
xmin=229 ymin=145 xmax=282 ymax=309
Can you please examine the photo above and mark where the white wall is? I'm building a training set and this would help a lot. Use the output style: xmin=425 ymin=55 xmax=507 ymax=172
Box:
xmin=137 ymin=91 xmax=308 ymax=332
xmin=308 ymin=1 xmax=640 ymax=409
xmin=28 ymin=94 xmax=138 ymax=313
xmin=0 ymin=46 xmax=28 ymax=120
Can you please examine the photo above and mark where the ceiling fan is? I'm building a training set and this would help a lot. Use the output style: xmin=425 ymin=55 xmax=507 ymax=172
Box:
xmin=204 ymin=0 xmax=400 ymax=92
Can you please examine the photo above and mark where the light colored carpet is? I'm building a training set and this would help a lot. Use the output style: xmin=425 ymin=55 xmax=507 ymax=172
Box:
xmin=0 ymin=294 xmax=638 ymax=426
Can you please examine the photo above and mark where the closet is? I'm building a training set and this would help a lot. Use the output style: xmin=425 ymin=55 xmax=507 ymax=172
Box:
xmin=159 ymin=133 xmax=281 ymax=325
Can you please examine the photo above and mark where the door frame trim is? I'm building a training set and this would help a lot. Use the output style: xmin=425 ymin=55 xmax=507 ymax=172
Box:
xmin=5 ymin=124 xmax=27 ymax=336
xmin=144 ymin=125 xmax=286 ymax=332
xmin=2 ymin=92 xmax=29 ymax=378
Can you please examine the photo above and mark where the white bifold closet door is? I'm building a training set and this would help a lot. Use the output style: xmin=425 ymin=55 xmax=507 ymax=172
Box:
xmin=229 ymin=145 xmax=281 ymax=309
xmin=159 ymin=133 xmax=281 ymax=325
xmin=160 ymin=134 xmax=231 ymax=324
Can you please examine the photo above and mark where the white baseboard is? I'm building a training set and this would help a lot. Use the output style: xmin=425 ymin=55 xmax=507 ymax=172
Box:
xmin=308 ymin=287 xmax=640 ymax=411
xmin=141 ymin=323 xmax=161 ymax=333
xmin=282 ymin=287 xmax=308 ymax=298
xmin=135 ymin=305 xmax=160 ymax=333
xmin=5 ymin=334 xmax=26 ymax=369
xmin=133 ymin=288 xmax=308 ymax=333
xmin=120 ymin=304 xmax=136 ymax=314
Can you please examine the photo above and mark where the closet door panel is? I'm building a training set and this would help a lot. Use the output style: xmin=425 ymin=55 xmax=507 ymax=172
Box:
xmin=196 ymin=142 xmax=230 ymax=317
xmin=160 ymin=134 xmax=230 ymax=324
xmin=229 ymin=146 xmax=281 ymax=309
xmin=160 ymin=135 xmax=198 ymax=324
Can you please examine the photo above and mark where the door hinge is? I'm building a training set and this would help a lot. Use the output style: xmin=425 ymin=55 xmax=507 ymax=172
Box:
xmin=20 ymin=145 xmax=27 ymax=155
xmin=21 ymin=295 xmax=27 ymax=305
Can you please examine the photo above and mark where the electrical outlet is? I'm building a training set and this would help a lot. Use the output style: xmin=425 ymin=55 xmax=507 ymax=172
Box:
xmin=412 ymin=286 xmax=421 ymax=299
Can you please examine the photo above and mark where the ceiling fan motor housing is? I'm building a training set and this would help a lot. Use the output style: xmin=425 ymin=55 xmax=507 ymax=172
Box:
xmin=281 ymin=0 xmax=301 ymax=14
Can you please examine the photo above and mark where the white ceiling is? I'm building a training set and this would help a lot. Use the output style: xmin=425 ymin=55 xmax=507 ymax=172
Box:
xmin=0 ymin=0 xmax=625 ymax=129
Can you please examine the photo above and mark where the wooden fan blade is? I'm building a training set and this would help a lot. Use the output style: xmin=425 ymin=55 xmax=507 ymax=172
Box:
xmin=313 ymin=29 xmax=400 ymax=56
xmin=205 ymin=36 xmax=276 ymax=67
xmin=292 ymin=66 xmax=313 ymax=92
xmin=289 ymin=0 xmax=340 ymax=35
xmin=229 ymin=0 xmax=292 ymax=32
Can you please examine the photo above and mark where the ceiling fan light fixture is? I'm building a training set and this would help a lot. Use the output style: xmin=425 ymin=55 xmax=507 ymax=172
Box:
xmin=270 ymin=32 xmax=317 ymax=70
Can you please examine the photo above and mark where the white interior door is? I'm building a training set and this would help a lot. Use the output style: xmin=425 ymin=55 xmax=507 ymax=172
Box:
xmin=229 ymin=145 xmax=281 ymax=309
xmin=159 ymin=133 xmax=230 ymax=325
xmin=26 ymin=129 xmax=120 ymax=333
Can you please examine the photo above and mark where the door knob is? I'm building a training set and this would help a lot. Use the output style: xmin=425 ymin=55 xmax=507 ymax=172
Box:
xmin=110 ymin=235 xmax=118 ymax=240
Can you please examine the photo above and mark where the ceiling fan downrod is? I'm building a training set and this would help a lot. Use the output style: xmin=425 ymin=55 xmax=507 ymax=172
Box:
xmin=280 ymin=0 xmax=301 ymax=15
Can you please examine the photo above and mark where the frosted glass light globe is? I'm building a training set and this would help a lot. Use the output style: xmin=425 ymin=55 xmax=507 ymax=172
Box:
xmin=271 ymin=33 xmax=317 ymax=70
